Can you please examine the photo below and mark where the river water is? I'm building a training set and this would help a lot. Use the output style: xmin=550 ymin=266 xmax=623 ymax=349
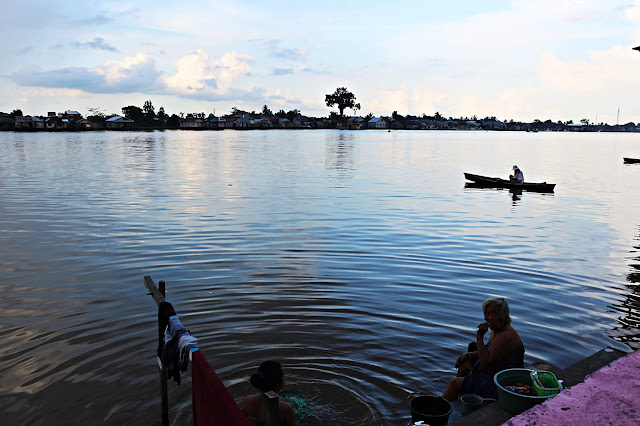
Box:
xmin=1 ymin=129 xmax=639 ymax=425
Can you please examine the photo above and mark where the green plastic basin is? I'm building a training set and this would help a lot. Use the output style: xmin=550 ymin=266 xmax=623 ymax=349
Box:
xmin=494 ymin=368 xmax=561 ymax=415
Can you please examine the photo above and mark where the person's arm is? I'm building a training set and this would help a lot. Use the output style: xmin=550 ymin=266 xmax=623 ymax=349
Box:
xmin=281 ymin=401 xmax=296 ymax=426
xmin=455 ymin=351 xmax=478 ymax=368
xmin=477 ymin=327 xmax=510 ymax=369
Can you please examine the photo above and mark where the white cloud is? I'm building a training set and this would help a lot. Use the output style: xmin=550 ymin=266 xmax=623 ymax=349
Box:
xmin=12 ymin=53 xmax=163 ymax=94
xmin=164 ymin=49 xmax=255 ymax=100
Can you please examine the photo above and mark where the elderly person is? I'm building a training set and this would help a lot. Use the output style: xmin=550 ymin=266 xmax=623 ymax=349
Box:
xmin=509 ymin=165 xmax=524 ymax=183
xmin=443 ymin=297 xmax=525 ymax=401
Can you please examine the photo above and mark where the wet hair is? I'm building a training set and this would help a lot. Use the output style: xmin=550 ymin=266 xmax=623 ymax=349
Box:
xmin=482 ymin=297 xmax=511 ymax=325
xmin=250 ymin=360 xmax=283 ymax=392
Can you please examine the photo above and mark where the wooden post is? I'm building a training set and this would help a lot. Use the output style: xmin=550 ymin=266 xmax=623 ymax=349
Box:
xmin=144 ymin=276 xmax=169 ymax=426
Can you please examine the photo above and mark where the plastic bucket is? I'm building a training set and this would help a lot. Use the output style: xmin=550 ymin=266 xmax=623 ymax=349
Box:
xmin=494 ymin=368 xmax=557 ymax=415
xmin=409 ymin=396 xmax=452 ymax=426
xmin=459 ymin=394 xmax=485 ymax=415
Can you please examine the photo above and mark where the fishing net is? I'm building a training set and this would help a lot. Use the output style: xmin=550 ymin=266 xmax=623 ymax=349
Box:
xmin=280 ymin=389 xmax=313 ymax=423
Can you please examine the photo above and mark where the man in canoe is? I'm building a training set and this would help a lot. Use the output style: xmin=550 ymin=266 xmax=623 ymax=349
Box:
xmin=509 ymin=165 xmax=524 ymax=183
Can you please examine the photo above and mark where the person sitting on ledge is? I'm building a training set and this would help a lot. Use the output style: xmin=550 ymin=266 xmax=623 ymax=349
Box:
xmin=442 ymin=297 xmax=525 ymax=401
xmin=242 ymin=360 xmax=296 ymax=426
xmin=509 ymin=165 xmax=524 ymax=183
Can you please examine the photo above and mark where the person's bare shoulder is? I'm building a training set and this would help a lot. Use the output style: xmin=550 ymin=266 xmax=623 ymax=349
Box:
xmin=242 ymin=394 xmax=261 ymax=411
xmin=280 ymin=400 xmax=296 ymax=426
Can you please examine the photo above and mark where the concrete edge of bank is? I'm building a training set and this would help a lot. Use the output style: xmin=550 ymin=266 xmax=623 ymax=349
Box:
xmin=448 ymin=347 xmax=629 ymax=426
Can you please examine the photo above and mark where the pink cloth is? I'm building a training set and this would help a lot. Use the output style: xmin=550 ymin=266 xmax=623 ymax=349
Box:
xmin=505 ymin=350 xmax=640 ymax=426
xmin=192 ymin=349 xmax=250 ymax=426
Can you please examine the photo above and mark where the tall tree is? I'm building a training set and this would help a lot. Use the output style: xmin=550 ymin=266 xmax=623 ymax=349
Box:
xmin=158 ymin=107 xmax=166 ymax=119
xmin=262 ymin=105 xmax=273 ymax=116
xmin=325 ymin=87 xmax=360 ymax=116
xmin=143 ymin=100 xmax=155 ymax=115
xmin=87 ymin=107 xmax=105 ymax=118
xmin=10 ymin=109 xmax=23 ymax=117
xmin=285 ymin=109 xmax=300 ymax=121
xmin=122 ymin=105 xmax=144 ymax=121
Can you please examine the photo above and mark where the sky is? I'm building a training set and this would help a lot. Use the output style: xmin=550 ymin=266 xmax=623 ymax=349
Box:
xmin=2 ymin=0 xmax=640 ymax=124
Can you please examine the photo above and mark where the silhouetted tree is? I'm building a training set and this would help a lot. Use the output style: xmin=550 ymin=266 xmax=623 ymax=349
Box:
xmin=167 ymin=114 xmax=181 ymax=128
xmin=325 ymin=87 xmax=360 ymax=116
xmin=87 ymin=107 xmax=105 ymax=118
xmin=122 ymin=105 xmax=144 ymax=121
xmin=143 ymin=100 xmax=155 ymax=115
xmin=285 ymin=109 xmax=300 ymax=121
xmin=262 ymin=105 xmax=273 ymax=116
xmin=10 ymin=109 xmax=23 ymax=117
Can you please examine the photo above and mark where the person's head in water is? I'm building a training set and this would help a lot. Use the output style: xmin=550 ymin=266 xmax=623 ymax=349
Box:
xmin=482 ymin=297 xmax=511 ymax=326
xmin=250 ymin=360 xmax=284 ymax=392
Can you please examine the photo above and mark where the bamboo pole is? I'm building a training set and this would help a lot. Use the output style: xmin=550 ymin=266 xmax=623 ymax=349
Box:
xmin=144 ymin=276 xmax=169 ymax=426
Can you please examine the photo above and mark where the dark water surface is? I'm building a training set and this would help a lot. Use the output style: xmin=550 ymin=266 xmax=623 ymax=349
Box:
xmin=1 ymin=129 xmax=639 ymax=425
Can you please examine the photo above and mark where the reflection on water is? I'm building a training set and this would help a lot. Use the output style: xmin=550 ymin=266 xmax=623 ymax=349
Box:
xmin=1 ymin=130 xmax=639 ymax=425
xmin=610 ymin=227 xmax=640 ymax=346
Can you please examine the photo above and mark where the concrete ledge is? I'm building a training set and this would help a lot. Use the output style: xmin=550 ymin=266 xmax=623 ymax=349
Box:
xmin=448 ymin=347 xmax=628 ymax=426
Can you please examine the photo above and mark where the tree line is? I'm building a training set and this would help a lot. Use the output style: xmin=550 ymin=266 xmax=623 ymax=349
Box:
xmin=3 ymin=87 xmax=633 ymax=129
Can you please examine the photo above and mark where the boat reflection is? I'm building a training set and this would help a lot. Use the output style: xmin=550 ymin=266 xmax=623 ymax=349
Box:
xmin=463 ymin=183 xmax=554 ymax=198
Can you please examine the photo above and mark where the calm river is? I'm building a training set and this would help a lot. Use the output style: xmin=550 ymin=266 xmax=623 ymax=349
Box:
xmin=1 ymin=129 xmax=639 ymax=425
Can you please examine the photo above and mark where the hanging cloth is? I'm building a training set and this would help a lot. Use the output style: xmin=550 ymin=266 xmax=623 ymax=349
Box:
xmin=191 ymin=349 xmax=251 ymax=426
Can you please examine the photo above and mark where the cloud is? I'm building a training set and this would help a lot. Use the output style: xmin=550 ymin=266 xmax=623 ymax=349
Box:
xmin=72 ymin=12 xmax=113 ymax=26
xmin=9 ymin=48 xmax=264 ymax=103
xmin=259 ymin=40 xmax=309 ymax=60
xmin=71 ymin=37 xmax=118 ymax=52
xmin=15 ymin=46 xmax=34 ymax=55
xmin=164 ymin=49 xmax=256 ymax=100
xmin=272 ymin=47 xmax=308 ymax=60
xmin=273 ymin=68 xmax=293 ymax=76
xmin=11 ymin=53 xmax=164 ymax=94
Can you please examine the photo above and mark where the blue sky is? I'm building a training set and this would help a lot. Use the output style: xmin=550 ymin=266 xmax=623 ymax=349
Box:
xmin=2 ymin=0 xmax=640 ymax=123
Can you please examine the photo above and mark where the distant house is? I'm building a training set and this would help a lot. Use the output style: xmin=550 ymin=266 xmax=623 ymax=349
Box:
xmin=45 ymin=116 xmax=66 ymax=130
xmin=15 ymin=115 xmax=33 ymax=129
xmin=32 ymin=116 xmax=46 ymax=129
xmin=368 ymin=117 xmax=388 ymax=129
xmin=293 ymin=116 xmax=312 ymax=128
xmin=105 ymin=115 xmax=134 ymax=129
xmin=0 ymin=112 xmax=13 ymax=129
xmin=252 ymin=118 xmax=272 ymax=129
xmin=347 ymin=116 xmax=365 ymax=130
xmin=236 ymin=117 xmax=251 ymax=129
xmin=179 ymin=116 xmax=205 ymax=129
xmin=207 ymin=116 xmax=225 ymax=130
xmin=390 ymin=119 xmax=406 ymax=130
xmin=75 ymin=119 xmax=92 ymax=129
xmin=481 ymin=120 xmax=506 ymax=130
xmin=65 ymin=110 xmax=82 ymax=120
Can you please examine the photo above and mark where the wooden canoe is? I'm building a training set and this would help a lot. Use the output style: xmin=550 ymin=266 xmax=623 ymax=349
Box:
xmin=464 ymin=173 xmax=556 ymax=192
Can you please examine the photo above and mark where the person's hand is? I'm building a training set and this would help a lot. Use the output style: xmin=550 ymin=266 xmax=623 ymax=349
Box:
xmin=476 ymin=322 xmax=489 ymax=338
xmin=455 ymin=352 xmax=470 ymax=368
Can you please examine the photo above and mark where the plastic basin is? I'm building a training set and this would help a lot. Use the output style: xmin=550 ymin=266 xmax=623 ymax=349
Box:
xmin=494 ymin=368 xmax=560 ymax=415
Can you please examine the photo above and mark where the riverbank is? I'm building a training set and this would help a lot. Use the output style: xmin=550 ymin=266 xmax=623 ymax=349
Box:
xmin=448 ymin=347 xmax=633 ymax=425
